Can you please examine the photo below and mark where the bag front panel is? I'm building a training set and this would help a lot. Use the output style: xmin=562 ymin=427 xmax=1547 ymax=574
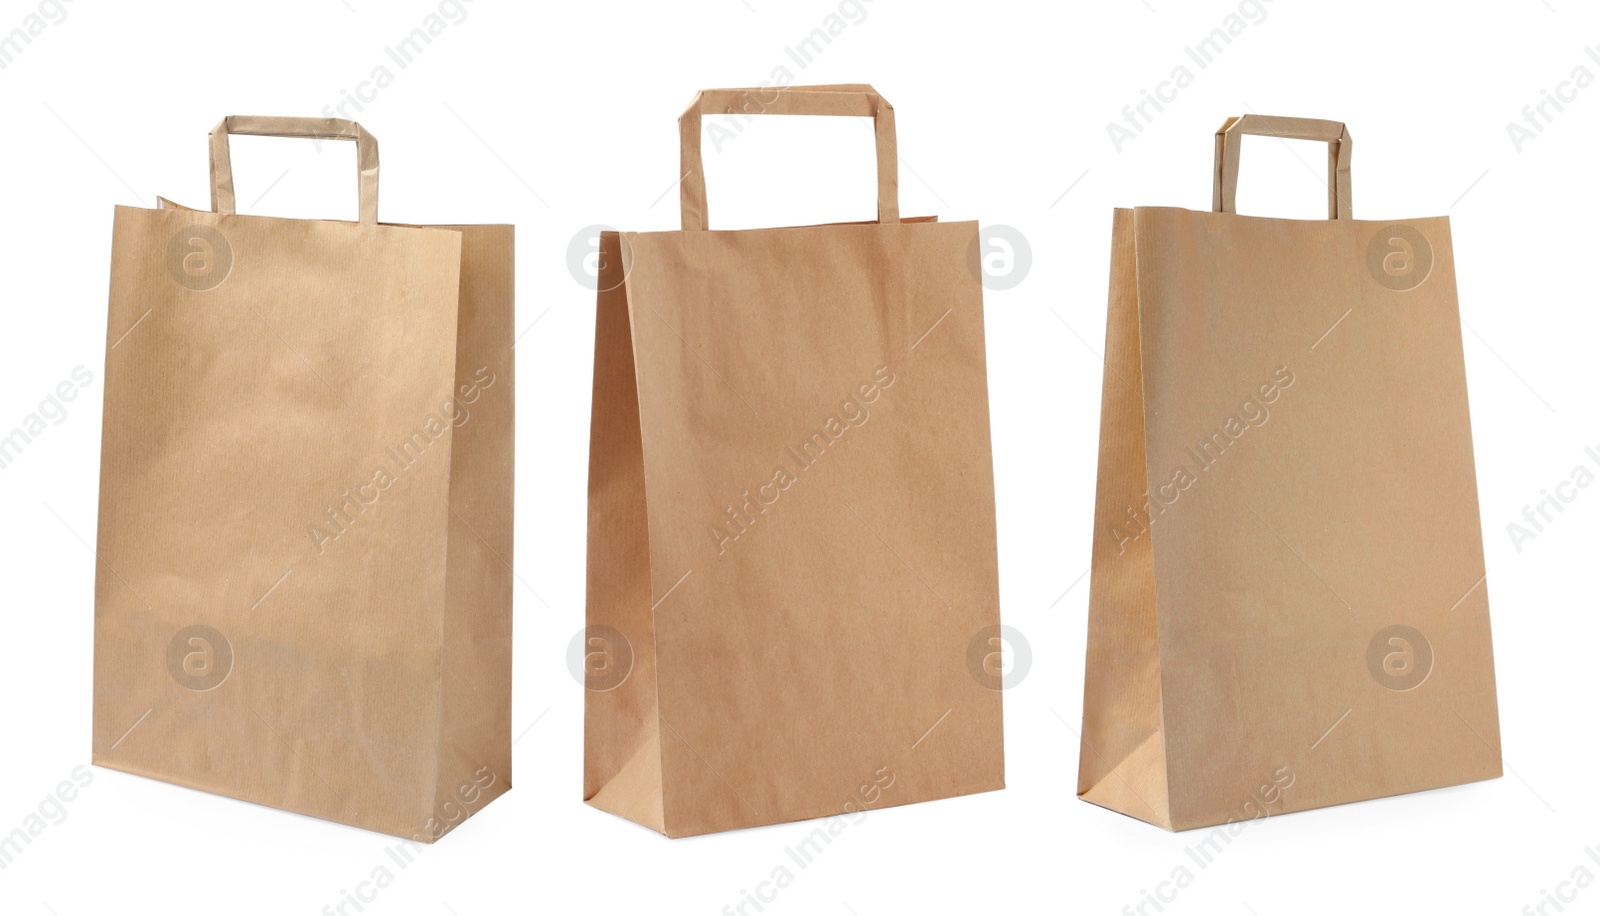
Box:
xmin=620 ymin=220 xmax=1004 ymax=835
xmin=93 ymin=206 xmax=465 ymax=838
xmin=1132 ymin=207 xmax=1500 ymax=830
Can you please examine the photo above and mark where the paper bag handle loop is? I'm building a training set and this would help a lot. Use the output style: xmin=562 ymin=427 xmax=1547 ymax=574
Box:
xmin=209 ymin=116 xmax=380 ymax=224
xmin=1213 ymin=115 xmax=1352 ymax=220
xmin=678 ymin=85 xmax=899 ymax=231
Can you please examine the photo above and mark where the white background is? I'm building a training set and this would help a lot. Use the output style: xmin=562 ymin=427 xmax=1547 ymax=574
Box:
xmin=0 ymin=0 xmax=1595 ymax=913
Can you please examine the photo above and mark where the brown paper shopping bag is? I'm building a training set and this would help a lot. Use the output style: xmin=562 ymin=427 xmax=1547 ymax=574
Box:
xmin=1078 ymin=115 xmax=1502 ymax=831
xmin=584 ymin=85 xmax=1004 ymax=837
xmin=92 ymin=117 xmax=514 ymax=842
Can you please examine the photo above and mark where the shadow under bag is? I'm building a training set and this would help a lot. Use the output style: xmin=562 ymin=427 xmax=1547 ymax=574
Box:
xmin=1079 ymin=115 xmax=1501 ymax=831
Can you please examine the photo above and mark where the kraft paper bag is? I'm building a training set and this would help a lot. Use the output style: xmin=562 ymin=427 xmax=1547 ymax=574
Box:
xmin=1078 ymin=115 xmax=1501 ymax=831
xmin=92 ymin=117 xmax=514 ymax=842
xmin=584 ymin=85 xmax=1004 ymax=837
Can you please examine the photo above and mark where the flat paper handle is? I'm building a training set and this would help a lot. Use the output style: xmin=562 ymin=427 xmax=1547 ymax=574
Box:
xmin=679 ymin=84 xmax=899 ymax=231
xmin=1213 ymin=115 xmax=1351 ymax=220
xmin=209 ymin=116 xmax=380 ymax=223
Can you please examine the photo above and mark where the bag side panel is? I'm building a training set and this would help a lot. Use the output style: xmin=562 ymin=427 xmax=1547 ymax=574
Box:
xmin=1078 ymin=209 xmax=1172 ymax=829
xmin=583 ymin=231 xmax=665 ymax=833
xmin=431 ymin=224 xmax=516 ymax=841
